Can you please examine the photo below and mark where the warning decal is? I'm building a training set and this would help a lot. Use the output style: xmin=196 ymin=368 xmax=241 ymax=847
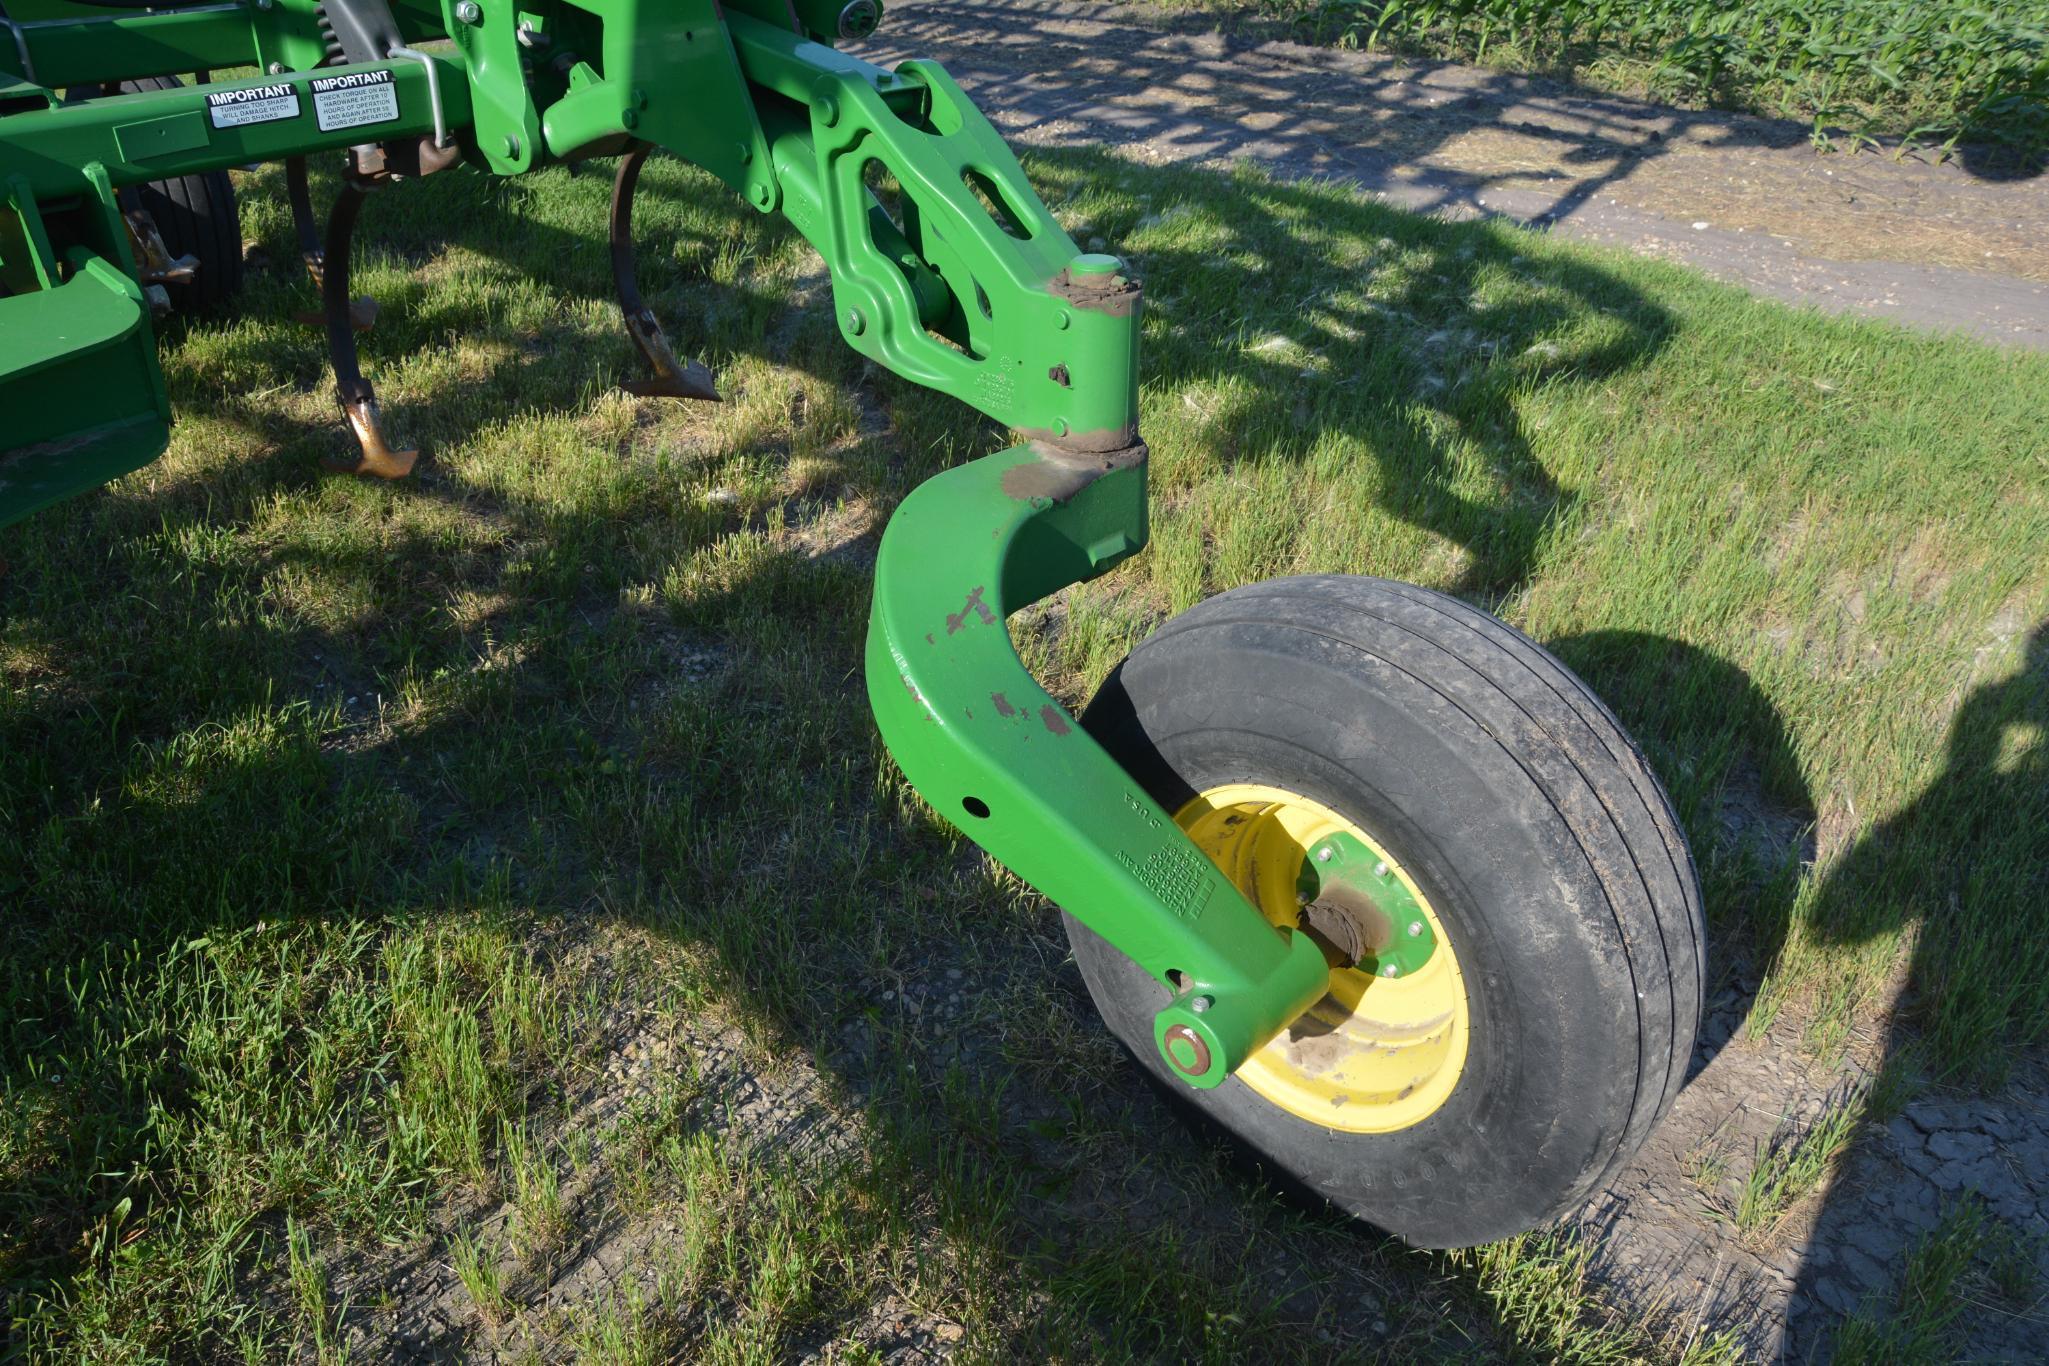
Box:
xmin=311 ymin=69 xmax=400 ymax=134
xmin=205 ymin=83 xmax=301 ymax=130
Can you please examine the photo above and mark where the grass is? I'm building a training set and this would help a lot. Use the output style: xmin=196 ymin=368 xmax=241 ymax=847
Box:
xmin=3 ymin=135 xmax=2047 ymax=1359
xmin=1830 ymin=1198 xmax=2042 ymax=1362
xmin=1193 ymin=0 xmax=2049 ymax=160
xmin=1731 ymin=1086 xmax=1868 ymax=1242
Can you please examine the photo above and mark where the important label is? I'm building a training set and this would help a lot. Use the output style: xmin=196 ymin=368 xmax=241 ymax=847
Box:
xmin=205 ymin=83 xmax=301 ymax=130
xmin=310 ymin=69 xmax=399 ymax=133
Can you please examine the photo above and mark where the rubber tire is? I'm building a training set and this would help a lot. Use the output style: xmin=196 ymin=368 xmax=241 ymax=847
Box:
xmin=1064 ymin=575 xmax=1703 ymax=1249
xmin=116 ymin=76 xmax=244 ymax=311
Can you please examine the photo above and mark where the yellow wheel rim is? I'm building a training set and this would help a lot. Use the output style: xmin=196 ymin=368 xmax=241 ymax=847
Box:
xmin=1175 ymin=783 xmax=1470 ymax=1133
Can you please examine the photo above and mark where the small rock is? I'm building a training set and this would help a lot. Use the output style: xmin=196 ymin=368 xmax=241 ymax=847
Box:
xmin=934 ymin=1321 xmax=964 ymax=1343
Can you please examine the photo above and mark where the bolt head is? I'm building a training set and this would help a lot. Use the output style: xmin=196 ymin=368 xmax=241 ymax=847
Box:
xmin=1373 ymin=861 xmax=1388 ymax=877
xmin=1381 ymin=963 xmax=1401 ymax=978
xmin=1316 ymin=847 xmax=1332 ymax=862
xmin=502 ymin=134 xmax=520 ymax=157
xmin=1408 ymin=921 xmax=1423 ymax=937
xmin=844 ymin=308 xmax=866 ymax=336
xmin=455 ymin=0 xmax=482 ymax=22
xmin=817 ymin=95 xmax=839 ymax=128
xmin=1191 ymin=995 xmax=1212 ymax=1014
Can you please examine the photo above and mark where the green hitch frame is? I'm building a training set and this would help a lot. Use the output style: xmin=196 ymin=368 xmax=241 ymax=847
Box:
xmin=0 ymin=0 xmax=1331 ymax=1083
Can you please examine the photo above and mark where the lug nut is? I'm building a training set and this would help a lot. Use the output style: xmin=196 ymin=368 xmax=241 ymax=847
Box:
xmin=1381 ymin=963 xmax=1401 ymax=978
xmin=455 ymin=0 xmax=482 ymax=22
xmin=1191 ymin=995 xmax=1212 ymax=1014
xmin=1408 ymin=921 xmax=1423 ymax=937
xmin=1316 ymin=847 xmax=1332 ymax=862
xmin=1374 ymin=861 xmax=1388 ymax=877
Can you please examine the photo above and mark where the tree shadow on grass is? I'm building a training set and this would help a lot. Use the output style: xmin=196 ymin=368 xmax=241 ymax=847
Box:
xmin=6 ymin=145 xmax=1717 ymax=1359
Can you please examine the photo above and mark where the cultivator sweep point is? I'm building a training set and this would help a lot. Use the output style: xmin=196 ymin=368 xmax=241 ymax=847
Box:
xmin=0 ymin=0 xmax=1706 ymax=1246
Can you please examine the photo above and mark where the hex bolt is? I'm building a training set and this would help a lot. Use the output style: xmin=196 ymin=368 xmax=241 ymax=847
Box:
xmin=1381 ymin=963 xmax=1401 ymax=978
xmin=844 ymin=308 xmax=866 ymax=336
xmin=621 ymin=108 xmax=638 ymax=129
xmin=1408 ymin=921 xmax=1424 ymax=937
xmin=735 ymin=142 xmax=752 ymax=165
xmin=1373 ymin=861 xmax=1388 ymax=877
xmin=266 ymin=61 xmax=286 ymax=74
xmin=1316 ymin=846 xmax=1332 ymax=862
xmin=454 ymin=0 xmax=482 ymax=22
xmin=1191 ymin=995 xmax=1212 ymax=1014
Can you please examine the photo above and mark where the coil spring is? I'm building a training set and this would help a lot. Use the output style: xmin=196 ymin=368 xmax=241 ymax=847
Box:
xmin=314 ymin=4 xmax=343 ymax=65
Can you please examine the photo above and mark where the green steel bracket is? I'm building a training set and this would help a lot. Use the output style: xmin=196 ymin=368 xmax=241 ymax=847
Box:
xmin=0 ymin=165 xmax=169 ymax=523
xmin=538 ymin=0 xmax=776 ymax=209
xmin=730 ymin=16 xmax=1138 ymax=451
xmin=866 ymin=444 xmax=1332 ymax=1087
xmin=437 ymin=0 xmax=539 ymax=173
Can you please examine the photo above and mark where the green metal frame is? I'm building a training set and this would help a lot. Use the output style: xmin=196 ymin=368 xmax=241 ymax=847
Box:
xmin=0 ymin=0 xmax=1328 ymax=1083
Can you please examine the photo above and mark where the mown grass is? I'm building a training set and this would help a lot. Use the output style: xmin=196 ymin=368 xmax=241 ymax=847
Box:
xmin=1160 ymin=0 xmax=2049 ymax=160
xmin=3 ymin=138 xmax=2046 ymax=1358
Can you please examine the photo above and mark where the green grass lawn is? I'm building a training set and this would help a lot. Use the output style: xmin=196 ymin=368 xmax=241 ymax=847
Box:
xmin=3 ymin=144 xmax=2044 ymax=1360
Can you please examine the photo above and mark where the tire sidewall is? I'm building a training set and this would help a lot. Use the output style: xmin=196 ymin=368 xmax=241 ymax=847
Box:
xmin=1069 ymin=595 xmax=1656 ymax=1248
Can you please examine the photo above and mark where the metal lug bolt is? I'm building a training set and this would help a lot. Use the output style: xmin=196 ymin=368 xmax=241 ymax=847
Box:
xmin=1381 ymin=963 xmax=1401 ymax=978
xmin=1191 ymin=995 xmax=1212 ymax=1014
xmin=267 ymin=61 xmax=286 ymax=74
xmin=735 ymin=142 xmax=752 ymax=165
xmin=1373 ymin=861 xmax=1388 ymax=877
xmin=1407 ymin=921 xmax=1424 ymax=937
xmin=454 ymin=0 xmax=482 ymax=22
xmin=1316 ymin=846 xmax=1332 ymax=862
xmin=844 ymin=308 xmax=866 ymax=336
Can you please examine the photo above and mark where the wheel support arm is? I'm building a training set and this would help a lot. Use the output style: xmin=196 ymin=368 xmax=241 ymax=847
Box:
xmin=866 ymin=444 xmax=1331 ymax=1088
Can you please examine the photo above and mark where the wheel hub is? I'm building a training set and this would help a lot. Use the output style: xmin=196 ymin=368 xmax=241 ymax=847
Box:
xmin=1175 ymin=784 xmax=1470 ymax=1133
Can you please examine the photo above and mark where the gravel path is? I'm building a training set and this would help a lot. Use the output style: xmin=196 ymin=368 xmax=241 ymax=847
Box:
xmin=855 ymin=0 xmax=2049 ymax=350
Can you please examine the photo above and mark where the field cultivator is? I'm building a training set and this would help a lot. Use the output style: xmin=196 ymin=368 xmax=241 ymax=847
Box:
xmin=0 ymin=0 xmax=1703 ymax=1246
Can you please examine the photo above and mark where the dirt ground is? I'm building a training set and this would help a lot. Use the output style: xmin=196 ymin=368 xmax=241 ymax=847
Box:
xmin=879 ymin=6 xmax=2049 ymax=1359
xmin=857 ymin=0 xmax=2049 ymax=350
